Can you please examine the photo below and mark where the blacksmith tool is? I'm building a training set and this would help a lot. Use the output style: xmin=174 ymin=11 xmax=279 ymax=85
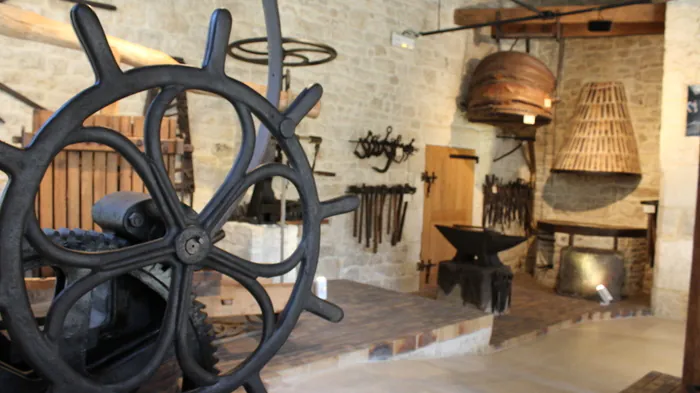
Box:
xmin=357 ymin=192 xmax=364 ymax=244
xmin=398 ymin=200 xmax=408 ymax=242
xmin=366 ymin=189 xmax=372 ymax=248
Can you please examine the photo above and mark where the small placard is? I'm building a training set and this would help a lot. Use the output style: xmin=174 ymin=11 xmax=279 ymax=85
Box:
xmin=523 ymin=114 xmax=536 ymax=125
xmin=544 ymin=98 xmax=552 ymax=108
xmin=687 ymin=85 xmax=700 ymax=136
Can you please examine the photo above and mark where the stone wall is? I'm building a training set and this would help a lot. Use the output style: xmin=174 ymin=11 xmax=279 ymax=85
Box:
xmin=0 ymin=0 xmax=526 ymax=292
xmin=654 ymin=0 xmax=700 ymax=320
xmin=533 ymin=36 xmax=663 ymax=228
xmin=535 ymin=232 xmax=648 ymax=297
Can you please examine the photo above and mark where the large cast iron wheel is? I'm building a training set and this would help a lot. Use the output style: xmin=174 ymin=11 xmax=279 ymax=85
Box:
xmin=0 ymin=5 xmax=357 ymax=393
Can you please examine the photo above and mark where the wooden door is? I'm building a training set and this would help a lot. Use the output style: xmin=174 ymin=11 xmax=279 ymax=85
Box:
xmin=419 ymin=145 xmax=476 ymax=291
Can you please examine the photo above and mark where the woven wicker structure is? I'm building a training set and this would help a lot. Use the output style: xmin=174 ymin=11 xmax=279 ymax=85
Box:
xmin=552 ymin=82 xmax=641 ymax=176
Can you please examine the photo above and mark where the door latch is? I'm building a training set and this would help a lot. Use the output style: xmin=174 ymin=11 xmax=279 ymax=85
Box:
xmin=416 ymin=260 xmax=435 ymax=284
xmin=421 ymin=171 xmax=437 ymax=197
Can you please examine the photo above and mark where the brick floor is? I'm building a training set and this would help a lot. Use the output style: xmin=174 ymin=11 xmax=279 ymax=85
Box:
xmin=491 ymin=274 xmax=651 ymax=349
xmin=619 ymin=371 xmax=683 ymax=392
xmin=213 ymin=280 xmax=492 ymax=383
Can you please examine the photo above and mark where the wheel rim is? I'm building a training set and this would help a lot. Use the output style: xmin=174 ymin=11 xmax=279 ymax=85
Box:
xmin=0 ymin=5 xmax=357 ymax=393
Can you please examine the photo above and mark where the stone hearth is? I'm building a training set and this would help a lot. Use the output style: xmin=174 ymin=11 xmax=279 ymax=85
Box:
xmin=535 ymin=221 xmax=651 ymax=298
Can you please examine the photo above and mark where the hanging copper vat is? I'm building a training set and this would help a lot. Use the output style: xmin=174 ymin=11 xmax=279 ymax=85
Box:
xmin=462 ymin=51 xmax=556 ymax=128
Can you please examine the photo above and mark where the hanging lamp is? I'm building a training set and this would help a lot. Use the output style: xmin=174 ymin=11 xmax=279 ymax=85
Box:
xmin=552 ymin=82 xmax=641 ymax=176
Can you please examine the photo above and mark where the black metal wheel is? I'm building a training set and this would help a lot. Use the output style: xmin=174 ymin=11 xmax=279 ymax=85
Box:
xmin=0 ymin=5 xmax=357 ymax=393
xmin=2 ymin=231 xmax=218 ymax=393
xmin=228 ymin=37 xmax=338 ymax=67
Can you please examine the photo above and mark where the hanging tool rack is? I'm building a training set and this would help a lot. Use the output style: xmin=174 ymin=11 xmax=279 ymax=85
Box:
xmin=351 ymin=126 xmax=417 ymax=173
xmin=482 ymin=175 xmax=534 ymax=235
xmin=227 ymin=18 xmax=339 ymax=275
xmin=347 ymin=184 xmax=416 ymax=253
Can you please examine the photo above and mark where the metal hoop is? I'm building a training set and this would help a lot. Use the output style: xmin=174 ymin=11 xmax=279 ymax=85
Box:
xmin=228 ymin=37 xmax=338 ymax=67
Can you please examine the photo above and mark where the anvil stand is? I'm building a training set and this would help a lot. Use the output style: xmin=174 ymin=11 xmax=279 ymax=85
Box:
xmin=436 ymin=225 xmax=527 ymax=314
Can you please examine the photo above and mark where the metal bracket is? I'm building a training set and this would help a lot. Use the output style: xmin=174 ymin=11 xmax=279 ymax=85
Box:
xmin=416 ymin=260 xmax=435 ymax=284
xmin=449 ymin=154 xmax=479 ymax=163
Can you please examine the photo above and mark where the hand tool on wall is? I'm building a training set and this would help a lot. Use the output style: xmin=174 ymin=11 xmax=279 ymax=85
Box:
xmin=482 ymin=174 xmax=533 ymax=234
xmin=350 ymin=126 xmax=418 ymax=173
xmin=348 ymin=184 xmax=416 ymax=252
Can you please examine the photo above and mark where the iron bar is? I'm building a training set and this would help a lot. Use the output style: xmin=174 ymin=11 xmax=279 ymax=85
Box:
xmin=61 ymin=0 xmax=117 ymax=11
xmin=509 ymin=0 xmax=544 ymax=16
xmin=419 ymin=0 xmax=656 ymax=37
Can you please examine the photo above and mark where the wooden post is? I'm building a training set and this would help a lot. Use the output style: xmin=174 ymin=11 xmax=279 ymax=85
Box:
xmin=683 ymin=143 xmax=700 ymax=390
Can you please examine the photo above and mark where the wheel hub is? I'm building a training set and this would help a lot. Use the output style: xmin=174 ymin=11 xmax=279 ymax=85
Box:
xmin=176 ymin=227 xmax=211 ymax=264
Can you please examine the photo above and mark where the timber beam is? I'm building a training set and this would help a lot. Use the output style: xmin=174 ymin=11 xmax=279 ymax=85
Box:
xmin=453 ymin=3 xmax=665 ymax=39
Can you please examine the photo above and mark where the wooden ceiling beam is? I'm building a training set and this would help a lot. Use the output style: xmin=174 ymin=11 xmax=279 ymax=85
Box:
xmin=492 ymin=21 xmax=664 ymax=38
xmin=454 ymin=4 xmax=665 ymax=26
xmin=0 ymin=4 xmax=321 ymax=118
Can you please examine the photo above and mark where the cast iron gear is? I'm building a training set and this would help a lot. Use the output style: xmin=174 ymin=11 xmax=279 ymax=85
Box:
xmin=0 ymin=3 xmax=358 ymax=393
xmin=0 ymin=229 xmax=218 ymax=393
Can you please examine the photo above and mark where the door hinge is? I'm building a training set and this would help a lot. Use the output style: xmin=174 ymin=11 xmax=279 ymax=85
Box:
xmin=449 ymin=154 xmax=479 ymax=163
xmin=416 ymin=260 xmax=435 ymax=284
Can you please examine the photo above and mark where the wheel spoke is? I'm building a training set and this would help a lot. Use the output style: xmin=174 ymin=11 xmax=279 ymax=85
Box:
xmin=0 ymin=140 xmax=23 ymax=175
xmin=208 ymin=243 xmax=304 ymax=279
xmin=175 ymin=265 xmax=219 ymax=386
xmin=197 ymin=103 xmax=256 ymax=234
xmin=144 ymin=86 xmax=188 ymax=228
xmin=69 ymin=126 xmax=185 ymax=228
xmin=45 ymin=262 xmax=185 ymax=392
xmin=25 ymin=216 xmax=174 ymax=269
xmin=200 ymin=163 xmax=301 ymax=236
xmin=44 ymin=258 xmax=169 ymax=342
xmin=196 ymin=261 xmax=275 ymax=392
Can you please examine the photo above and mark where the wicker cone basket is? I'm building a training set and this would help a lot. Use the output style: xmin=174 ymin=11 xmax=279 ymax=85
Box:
xmin=552 ymin=82 xmax=641 ymax=176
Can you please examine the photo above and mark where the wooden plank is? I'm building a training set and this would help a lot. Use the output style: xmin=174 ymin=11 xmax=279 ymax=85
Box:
xmin=118 ymin=116 xmax=133 ymax=191
xmin=419 ymin=145 xmax=475 ymax=290
xmin=202 ymin=282 xmax=293 ymax=318
xmin=35 ymin=110 xmax=53 ymax=230
xmin=80 ymin=117 xmax=95 ymax=230
xmin=131 ymin=117 xmax=145 ymax=193
xmin=53 ymin=150 xmax=67 ymax=229
xmin=67 ymin=136 xmax=81 ymax=229
xmin=160 ymin=116 xmax=170 ymax=177
xmin=20 ymin=132 xmax=190 ymax=154
xmin=167 ymin=118 xmax=177 ymax=184
xmin=0 ymin=4 xmax=320 ymax=118
xmin=92 ymin=115 xmax=110 ymax=230
xmin=683 ymin=140 xmax=700 ymax=389
xmin=454 ymin=3 xmax=666 ymax=26
xmin=105 ymin=116 xmax=119 ymax=197
xmin=493 ymin=22 xmax=664 ymax=38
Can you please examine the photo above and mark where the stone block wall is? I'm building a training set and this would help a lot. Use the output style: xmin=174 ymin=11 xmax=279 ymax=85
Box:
xmin=0 ymin=0 xmax=526 ymax=292
xmin=654 ymin=0 xmax=700 ymax=320
xmin=533 ymin=36 xmax=663 ymax=228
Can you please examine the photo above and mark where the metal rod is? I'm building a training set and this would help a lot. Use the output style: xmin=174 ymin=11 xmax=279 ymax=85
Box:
xmin=494 ymin=142 xmax=524 ymax=163
xmin=0 ymin=82 xmax=46 ymax=110
xmin=61 ymin=0 xmax=117 ymax=11
xmin=509 ymin=0 xmax=543 ymax=15
xmin=419 ymin=0 xmax=654 ymax=37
